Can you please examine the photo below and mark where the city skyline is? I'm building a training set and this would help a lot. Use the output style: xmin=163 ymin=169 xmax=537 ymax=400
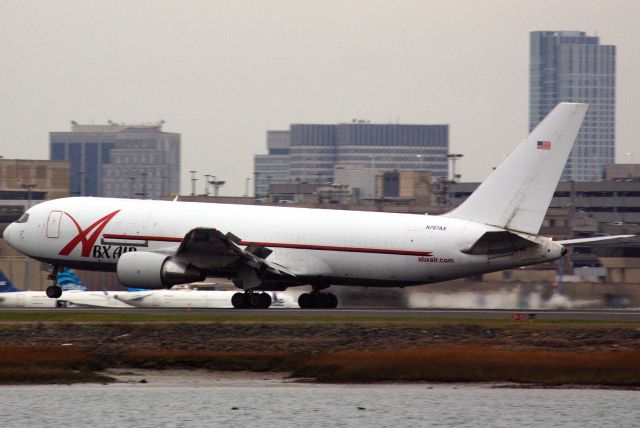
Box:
xmin=1 ymin=1 xmax=639 ymax=196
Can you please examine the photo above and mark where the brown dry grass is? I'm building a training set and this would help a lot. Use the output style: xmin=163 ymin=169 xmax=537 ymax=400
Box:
xmin=293 ymin=347 xmax=640 ymax=386
xmin=122 ymin=347 xmax=640 ymax=386
xmin=0 ymin=346 xmax=111 ymax=384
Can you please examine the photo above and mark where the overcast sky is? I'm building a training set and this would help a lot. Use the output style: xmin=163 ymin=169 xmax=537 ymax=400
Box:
xmin=1 ymin=0 xmax=639 ymax=195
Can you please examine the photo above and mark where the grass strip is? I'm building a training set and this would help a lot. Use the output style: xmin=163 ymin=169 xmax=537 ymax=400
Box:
xmin=0 ymin=311 xmax=637 ymax=329
xmin=2 ymin=345 xmax=640 ymax=386
xmin=293 ymin=347 xmax=640 ymax=386
xmin=0 ymin=346 xmax=113 ymax=384
xmin=119 ymin=347 xmax=640 ymax=386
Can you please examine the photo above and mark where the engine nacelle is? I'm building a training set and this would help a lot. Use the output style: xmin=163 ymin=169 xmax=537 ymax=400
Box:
xmin=116 ymin=251 xmax=206 ymax=289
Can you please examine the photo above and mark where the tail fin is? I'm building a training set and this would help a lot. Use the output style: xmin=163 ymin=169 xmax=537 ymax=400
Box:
xmin=0 ymin=270 xmax=20 ymax=292
xmin=444 ymin=102 xmax=588 ymax=234
xmin=57 ymin=268 xmax=87 ymax=291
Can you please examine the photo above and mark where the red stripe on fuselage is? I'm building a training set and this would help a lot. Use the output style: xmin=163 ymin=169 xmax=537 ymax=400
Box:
xmin=102 ymin=234 xmax=433 ymax=256
xmin=103 ymin=234 xmax=183 ymax=242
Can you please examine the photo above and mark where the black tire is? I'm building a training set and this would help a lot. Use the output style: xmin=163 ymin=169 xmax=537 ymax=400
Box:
xmin=312 ymin=293 xmax=329 ymax=308
xmin=259 ymin=293 xmax=272 ymax=309
xmin=46 ymin=285 xmax=62 ymax=299
xmin=231 ymin=292 xmax=246 ymax=309
xmin=327 ymin=293 xmax=338 ymax=309
xmin=249 ymin=293 xmax=262 ymax=308
xmin=298 ymin=293 xmax=313 ymax=309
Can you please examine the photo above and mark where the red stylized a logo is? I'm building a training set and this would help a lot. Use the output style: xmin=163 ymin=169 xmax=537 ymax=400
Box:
xmin=58 ymin=210 xmax=121 ymax=257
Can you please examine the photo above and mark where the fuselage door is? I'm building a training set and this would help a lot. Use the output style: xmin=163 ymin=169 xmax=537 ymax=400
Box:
xmin=46 ymin=210 xmax=63 ymax=238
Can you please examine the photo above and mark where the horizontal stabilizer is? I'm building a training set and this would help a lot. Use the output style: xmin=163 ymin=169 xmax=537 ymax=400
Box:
xmin=556 ymin=235 xmax=636 ymax=246
xmin=461 ymin=231 xmax=539 ymax=255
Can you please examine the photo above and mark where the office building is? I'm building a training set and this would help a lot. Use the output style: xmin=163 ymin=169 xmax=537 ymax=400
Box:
xmin=0 ymin=159 xmax=71 ymax=223
xmin=50 ymin=122 xmax=180 ymax=199
xmin=530 ymin=31 xmax=616 ymax=181
xmin=255 ymin=121 xmax=448 ymax=196
xmin=254 ymin=131 xmax=291 ymax=198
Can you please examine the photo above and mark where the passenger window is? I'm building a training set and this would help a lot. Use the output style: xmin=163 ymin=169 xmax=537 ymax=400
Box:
xmin=16 ymin=213 xmax=29 ymax=223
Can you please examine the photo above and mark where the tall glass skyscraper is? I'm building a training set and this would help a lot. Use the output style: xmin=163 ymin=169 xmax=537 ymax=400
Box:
xmin=530 ymin=31 xmax=616 ymax=181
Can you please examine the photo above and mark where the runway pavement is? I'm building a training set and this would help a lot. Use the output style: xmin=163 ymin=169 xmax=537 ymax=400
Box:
xmin=2 ymin=307 xmax=639 ymax=321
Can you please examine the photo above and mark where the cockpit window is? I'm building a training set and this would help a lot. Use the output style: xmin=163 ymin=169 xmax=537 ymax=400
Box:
xmin=16 ymin=213 xmax=29 ymax=223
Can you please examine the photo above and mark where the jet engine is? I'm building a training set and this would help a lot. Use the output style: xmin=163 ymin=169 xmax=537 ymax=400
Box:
xmin=116 ymin=251 xmax=205 ymax=289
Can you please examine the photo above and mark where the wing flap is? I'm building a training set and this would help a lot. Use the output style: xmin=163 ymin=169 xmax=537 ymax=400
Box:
xmin=175 ymin=228 xmax=296 ymax=277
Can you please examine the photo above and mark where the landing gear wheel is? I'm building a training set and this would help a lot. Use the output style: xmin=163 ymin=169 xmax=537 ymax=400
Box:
xmin=46 ymin=285 xmax=63 ymax=299
xmin=298 ymin=293 xmax=313 ymax=309
xmin=327 ymin=293 xmax=338 ymax=309
xmin=258 ymin=293 xmax=272 ymax=309
xmin=231 ymin=292 xmax=247 ymax=309
xmin=248 ymin=293 xmax=262 ymax=308
xmin=46 ymin=266 xmax=62 ymax=299
xmin=312 ymin=293 xmax=329 ymax=308
xmin=298 ymin=292 xmax=338 ymax=309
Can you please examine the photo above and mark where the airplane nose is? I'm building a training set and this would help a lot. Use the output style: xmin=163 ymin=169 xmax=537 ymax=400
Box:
xmin=3 ymin=223 xmax=15 ymax=246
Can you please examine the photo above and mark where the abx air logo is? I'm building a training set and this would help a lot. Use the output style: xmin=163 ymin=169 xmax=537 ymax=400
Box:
xmin=58 ymin=210 xmax=121 ymax=257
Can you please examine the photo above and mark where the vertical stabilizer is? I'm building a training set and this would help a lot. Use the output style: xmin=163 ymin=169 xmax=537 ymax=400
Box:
xmin=0 ymin=271 xmax=20 ymax=292
xmin=444 ymin=103 xmax=588 ymax=234
xmin=57 ymin=268 xmax=87 ymax=291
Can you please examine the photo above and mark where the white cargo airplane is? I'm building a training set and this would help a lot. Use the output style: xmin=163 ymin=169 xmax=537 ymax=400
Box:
xmin=2 ymin=103 xmax=632 ymax=309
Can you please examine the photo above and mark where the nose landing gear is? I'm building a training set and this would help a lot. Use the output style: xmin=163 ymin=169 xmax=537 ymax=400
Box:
xmin=45 ymin=266 xmax=63 ymax=299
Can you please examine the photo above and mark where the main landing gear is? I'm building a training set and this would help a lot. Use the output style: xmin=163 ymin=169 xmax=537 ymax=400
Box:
xmin=298 ymin=292 xmax=338 ymax=309
xmin=45 ymin=266 xmax=63 ymax=299
xmin=231 ymin=291 xmax=272 ymax=309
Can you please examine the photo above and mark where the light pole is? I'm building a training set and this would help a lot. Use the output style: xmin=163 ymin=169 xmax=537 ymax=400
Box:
xmin=210 ymin=176 xmax=225 ymax=197
xmin=204 ymin=174 xmax=211 ymax=196
xmin=189 ymin=170 xmax=197 ymax=196
xmin=244 ymin=178 xmax=250 ymax=197
xmin=447 ymin=153 xmax=464 ymax=183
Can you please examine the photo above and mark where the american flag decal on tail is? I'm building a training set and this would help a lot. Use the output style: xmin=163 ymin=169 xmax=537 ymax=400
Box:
xmin=537 ymin=140 xmax=551 ymax=150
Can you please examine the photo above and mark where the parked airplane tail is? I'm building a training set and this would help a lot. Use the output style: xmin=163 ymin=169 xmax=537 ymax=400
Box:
xmin=444 ymin=102 xmax=588 ymax=235
xmin=0 ymin=270 xmax=20 ymax=292
xmin=57 ymin=268 xmax=87 ymax=291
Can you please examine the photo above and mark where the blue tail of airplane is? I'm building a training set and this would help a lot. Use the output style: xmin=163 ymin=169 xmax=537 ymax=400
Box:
xmin=0 ymin=270 xmax=20 ymax=292
xmin=57 ymin=268 xmax=87 ymax=291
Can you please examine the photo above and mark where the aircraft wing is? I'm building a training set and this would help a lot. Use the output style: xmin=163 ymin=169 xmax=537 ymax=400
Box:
xmin=171 ymin=228 xmax=296 ymax=284
xmin=555 ymin=235 xmax=636 ymax=246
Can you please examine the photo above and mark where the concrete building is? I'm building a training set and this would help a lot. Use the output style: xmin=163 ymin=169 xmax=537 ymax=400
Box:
xmin=0 ymin=159 xmax=71 ymax=290
xmin=449 ymin=164 xmax=640 ymax=226
xmin=530 ymin=31 xmax=616 ymax=181
xmin=254 ymin=122 xmax=448 ymax=197
xmin=0 ymin=159 xmax=70 ymax=221
xmin=254 ymin=131 xmax=291 ymax=198
xmin=50 ymin=122 xmax=180 ymax=199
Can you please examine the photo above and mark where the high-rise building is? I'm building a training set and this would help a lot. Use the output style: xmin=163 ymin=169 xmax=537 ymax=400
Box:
xmin=530 ymin=31 xmax=616 ymax=181
xmin=255 ymin=121 xmax=448 ymax=196
xmin=254 ymin=131 xmax=291 ymax=197
xmin=50 ymin=122 xmax=180 ymax=199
